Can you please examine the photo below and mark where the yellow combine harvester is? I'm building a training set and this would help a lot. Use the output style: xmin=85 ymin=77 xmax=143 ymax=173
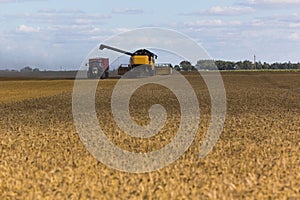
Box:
xmin=100 ymin=44 xmax=170 ymax=76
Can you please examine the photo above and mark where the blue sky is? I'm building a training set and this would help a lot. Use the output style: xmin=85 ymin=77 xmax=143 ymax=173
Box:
xmin=0 ymin=0 xmax=300 ymax=70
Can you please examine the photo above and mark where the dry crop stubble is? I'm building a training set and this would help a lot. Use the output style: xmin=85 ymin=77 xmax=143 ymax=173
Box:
xmin=0 ymin=72 xmax=299 ymax=199
xmin=0 ymin=80 xmax=74 ymax=104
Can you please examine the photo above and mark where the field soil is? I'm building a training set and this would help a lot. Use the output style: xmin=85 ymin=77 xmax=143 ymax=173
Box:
xmin=0 ymin=72 xmax=299 ymax=199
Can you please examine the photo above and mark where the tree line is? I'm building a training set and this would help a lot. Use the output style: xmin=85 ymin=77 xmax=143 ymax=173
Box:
xmin=2 ymin=60 xmax=300 ymax=72
xmin=174 ymin=60 xmax=300 ymax=71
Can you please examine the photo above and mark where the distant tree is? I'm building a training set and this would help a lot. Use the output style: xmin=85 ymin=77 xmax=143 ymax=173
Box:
xmin=33 ymin=68 xmax=40 ymax=72
xmin=271 ymin=63 xmax=279 ymax=69
xmin=256 ymin=61 xmax=263 ymax=69
xmin=262 ymin=62 xmax=270 ymax=70
xmin=180 ymin=60 xmax=196 ymax=71
xmin=196 ymin=60 xmax=216 ymax=70
xmin=243 ymin=60 xmax=253 ymax=70
xmin=287 ymin=61 xmax=292 ymax=69
xmin=215 ymin=60 xmax=238 ymax=70
xmin=235 ymin=61 xmax=243 ymax=70
xmin=225 ymin=61 xmax=236 ymax=70
xmin=174 ymin=65 xmax=181 ymax=71
xmin=294 ymin=62 xmax=300 ymax=69
xmin=20 ymin=66 xmax=33 ymax=72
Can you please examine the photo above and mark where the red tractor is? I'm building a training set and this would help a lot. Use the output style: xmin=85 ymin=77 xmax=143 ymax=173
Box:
xmin=87 ymin=57 xmax=109 ymax=79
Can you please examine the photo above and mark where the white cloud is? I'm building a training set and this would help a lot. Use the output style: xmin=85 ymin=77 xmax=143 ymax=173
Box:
xmin=184 ymin=19 xmax=224 ymax=27
xmin=6 ymin=10 xmax=111 ymax=26
xmin=289 ymin=23 xmax=300 ymax=28
xmin=112 ymin=8 xmax=144 ymax=15
xmin=243 ymin=0 xmax=300 ymax=8
xmin=183 ymin=19 xmax=243 ymax=28
xmin=0 ymin=0 xmax=46 ymax=3
xmin=38 ymin=8 xmax=84 ymax=14
xmin=246 ymin=12 xmax=300 ymax=29
xmin=205 ymin=6 xmax=255 ymax=15
xmin=289 ymin=32 xmax=300 ymax=40
xmin=181 ymin=6 xmax=255 ymax=16
xmin=16 ymin=24 xmax=40 ymax=33
xmin=247 ymin=0 xmax=300 ymax=4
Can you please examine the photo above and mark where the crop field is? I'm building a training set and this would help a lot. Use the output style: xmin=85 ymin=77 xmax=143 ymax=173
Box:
xmin=0 ymin=72 xmax=299 ymax=199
